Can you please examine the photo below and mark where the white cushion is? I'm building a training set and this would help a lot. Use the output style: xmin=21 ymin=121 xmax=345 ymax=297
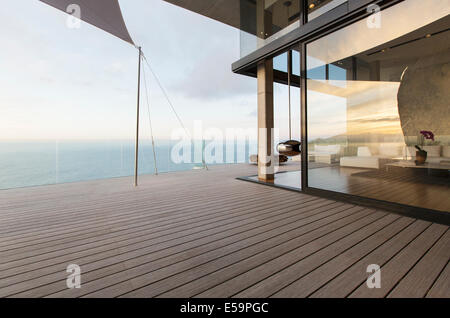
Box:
xmin=357 ymin=147 xmax=372 ymax=157
xmin=314 ymin=154 xmax=338 ymax=164
xmin=314 ymin=145 xmax=341 ymax=154
xmin=340 ymin=156 xmax=383 ymax=169
xmin=423 ymin=146 xmax=441 ymax=157
xmin=442 ymin=146 xmax=450 ymax=158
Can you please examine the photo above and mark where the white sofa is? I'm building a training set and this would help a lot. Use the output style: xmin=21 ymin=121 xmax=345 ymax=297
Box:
xmin=309 ymin=145 xmax=341 ymax=164
xmin=340 ymin=144 xmax=403 ymax=169
xmin=341 ymin=144 xmax=450 ymax=169
xmin=341 ymin=147 xmax=387 ymax=169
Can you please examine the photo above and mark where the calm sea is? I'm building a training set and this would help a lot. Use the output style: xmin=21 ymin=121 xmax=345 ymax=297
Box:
xmin=0 ymin=140 xmax=256 ymax=190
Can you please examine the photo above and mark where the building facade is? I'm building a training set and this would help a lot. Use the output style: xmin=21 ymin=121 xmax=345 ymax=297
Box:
xmin=165 ymin=0 xmax=450 ymax=224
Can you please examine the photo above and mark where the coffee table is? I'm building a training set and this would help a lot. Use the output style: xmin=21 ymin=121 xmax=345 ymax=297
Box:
xmin=386 ymin=160 xmax=450 ymax=176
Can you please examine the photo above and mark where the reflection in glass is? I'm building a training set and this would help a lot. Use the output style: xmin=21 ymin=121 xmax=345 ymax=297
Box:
xmin=307 ymin=0 xmax=347 ymax=21
xmin=306 ymin=0 xmax=450 ymax=212
xmin=266 ymin=48 xmax=302 ymax=190
xmin=240 ymin=0 xmax=302 ymax=57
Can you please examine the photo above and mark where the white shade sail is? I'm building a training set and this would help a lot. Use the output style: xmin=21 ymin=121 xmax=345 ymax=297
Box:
xmin=40 ymin=0 xmax=135 ymax=45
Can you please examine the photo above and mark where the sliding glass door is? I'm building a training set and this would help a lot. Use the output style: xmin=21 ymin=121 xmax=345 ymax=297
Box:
xmin=305 ymin=0 xmax=450 ymax=213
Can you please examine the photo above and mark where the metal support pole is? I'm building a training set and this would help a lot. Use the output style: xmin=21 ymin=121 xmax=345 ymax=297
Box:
xmin=288 ymin=50 xmax=292 ymax=140
xmin=202 ymin=139 xmax=208 ymax=170
xmin=134 ymin=46 xmax=142 ymax=187
xmin=300 ymin=43 xmax=308 ymax=190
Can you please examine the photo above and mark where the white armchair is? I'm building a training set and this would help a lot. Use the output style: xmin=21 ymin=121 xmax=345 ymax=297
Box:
xmin=309 ymin=145 xmax=341 ymax=164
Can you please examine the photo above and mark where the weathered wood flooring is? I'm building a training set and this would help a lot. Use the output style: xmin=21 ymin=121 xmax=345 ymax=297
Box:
xmin=0 ymin=164 xmax=448 ymax=298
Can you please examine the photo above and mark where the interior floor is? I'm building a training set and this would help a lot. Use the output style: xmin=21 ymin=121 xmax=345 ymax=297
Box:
xmin=248 ymin=170 xmax=302 ymax=190
xmin=256 ymin=166 xmax=449 ymax=212
xmin=245 ymin=161 xmax=331 ymax=190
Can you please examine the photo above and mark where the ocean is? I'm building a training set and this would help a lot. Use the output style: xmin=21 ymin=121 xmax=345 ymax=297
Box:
xmin=0 ymin=140 xmax=256 ymax=190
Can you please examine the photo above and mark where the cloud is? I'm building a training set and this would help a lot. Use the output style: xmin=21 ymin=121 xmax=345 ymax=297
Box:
xmin=1 ymin=0 xmax=258 ymax=140
xmin=119 ymin=0 xmax=257 ymax=102
xmin=350 ymin=116 xmax=400 ymax=123
xmin=153 ymin=20 xmax=255 ymax=101
xmin=170 ymin=48 xmax=256 ymax=100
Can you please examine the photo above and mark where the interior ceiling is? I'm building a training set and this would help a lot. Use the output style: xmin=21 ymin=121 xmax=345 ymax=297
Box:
xmin=328 ymin=16 xmax=450 ymax=73
xmin=358 ymin=15 xmax=450 ymax=65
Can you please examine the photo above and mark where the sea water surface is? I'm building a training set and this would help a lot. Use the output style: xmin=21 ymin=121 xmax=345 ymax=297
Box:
xmin=0 ymin=140 xmax=256 ymax=190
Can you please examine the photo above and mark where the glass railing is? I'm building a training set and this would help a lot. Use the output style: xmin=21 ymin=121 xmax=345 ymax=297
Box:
xmin=0 ymin=138 xmax=258 ymax=190
xmin=239 ymin=0 xmax=303 ymax=58
xmin=239 ymin=0 xmax=349 ymax=58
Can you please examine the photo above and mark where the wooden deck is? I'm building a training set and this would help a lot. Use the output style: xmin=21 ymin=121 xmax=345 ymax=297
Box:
xmin=0 ymin=164 xmax=448 ymax=298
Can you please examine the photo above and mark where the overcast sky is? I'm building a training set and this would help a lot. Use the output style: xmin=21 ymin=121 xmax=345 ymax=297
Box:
xmin=0 ymin=0 xmax=264 ymax=140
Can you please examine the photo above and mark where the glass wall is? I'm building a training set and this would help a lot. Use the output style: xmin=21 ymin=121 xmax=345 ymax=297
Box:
xmin=306 ymin=0 xmax=450 ymax=212
xmin=248 ymin=47 xmax=301 ymax=189
xmin=240 ymin=0 xmax=303 ymax=57
xmin=239 ymin=0 xmax=349 ymax=57
xmin=274 ymin=49 xmax=301 ymax=189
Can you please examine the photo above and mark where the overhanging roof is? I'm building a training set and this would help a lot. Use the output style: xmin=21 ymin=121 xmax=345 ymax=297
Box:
xmin=163 ymin=0 xmax=301 ymax=36
xmin=163 ymin=0 xmax=241 ymax=30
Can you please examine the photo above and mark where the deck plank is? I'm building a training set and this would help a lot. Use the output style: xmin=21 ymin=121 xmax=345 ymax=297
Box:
xmin=426 ymin=261 xmax=450 ymax=298
xmin=310 ymin=219 xmax=431 ymax=298
xmin=82 ymin=208 xmax=375 ymax=297
xmin=230 ymin=213 xmax=396 ymax=298
xmin=146 ymin=207 xmax=374 ymax=298
xmin=388 ymin=229 xmax=450 ymax=298
xmin=349 ymin=223 xmax=448 ymax=298
xmin=0 ymin=164 xmax=448 ymax=298
xmin=5 ymin=199 xmax=335 ymax=297
xmin=0 ymin=194 xmax=315 ymax=289
xmin=271 ymin=216 xmax=414 ymax=297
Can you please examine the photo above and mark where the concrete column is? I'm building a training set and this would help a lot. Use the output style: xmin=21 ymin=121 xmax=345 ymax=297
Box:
xmin=257 ymin=59 xmax=274 ymax=181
